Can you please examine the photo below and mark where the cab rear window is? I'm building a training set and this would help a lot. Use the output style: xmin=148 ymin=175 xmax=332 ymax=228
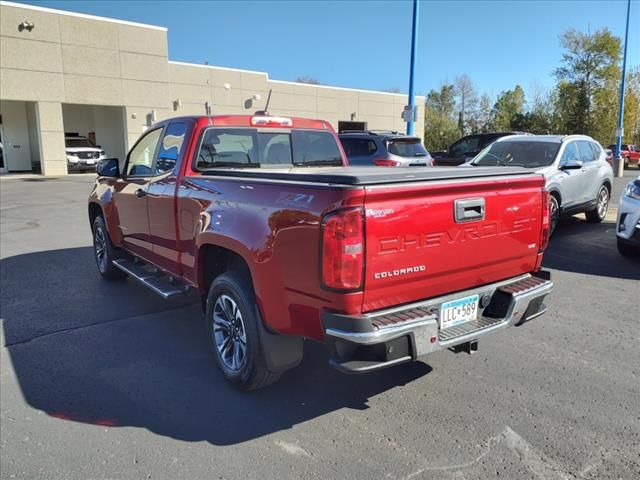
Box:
xmin=195 ymin=128 xmax=342 ymax=170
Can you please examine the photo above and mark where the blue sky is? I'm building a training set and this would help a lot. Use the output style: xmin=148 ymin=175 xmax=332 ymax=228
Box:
xmin=22 ymin=0 xmax=640 ymax=100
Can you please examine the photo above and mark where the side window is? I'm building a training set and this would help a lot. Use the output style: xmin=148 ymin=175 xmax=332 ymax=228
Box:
xmin=450 ymin=136 xmax=479 ymax=156
xmin=126 ymin=128 xmax=163 ymax=177
xmin=341 ymin=138 xmax=377 ymax=157
xmin=157 ymin=122 xmax=189 ymax=174
xmin=577 ymin=140 xmax=596 ymax=163
xmin=588 ymin=142 xmax=602 ymax=162
xmin=560 ymin=142 xmax=580 ymax=163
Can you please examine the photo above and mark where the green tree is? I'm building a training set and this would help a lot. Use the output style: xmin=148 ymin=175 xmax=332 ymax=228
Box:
xmin=475 ymin=94 xmax=493 ymax=133
xmin=423 ymin=84 xmax=459 ymax=151
xmin=622 ymin=68 xmax=640 ymax=144
xmin=492 ymin=85 xmax=526 ymax=131
xmin=554 ymin=28 xmax=621 ymax=137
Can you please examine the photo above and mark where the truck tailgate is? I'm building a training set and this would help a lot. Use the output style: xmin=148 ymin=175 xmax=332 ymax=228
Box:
xmin=362 ymin=174 xmax=545 ymax=312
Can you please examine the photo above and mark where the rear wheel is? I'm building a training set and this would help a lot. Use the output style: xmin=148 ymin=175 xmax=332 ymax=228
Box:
xmin=617 ymin=237 xmax=638 ymax=257
xmin=549 ymin=195 xmax=560 ymax=235
xmin=204 ymin=271 xmax=282 ymax=390
xmin=92 ymin=216 xmax=126 ymax=280
xmin=585 ymin=185 xmax=609 ymax=223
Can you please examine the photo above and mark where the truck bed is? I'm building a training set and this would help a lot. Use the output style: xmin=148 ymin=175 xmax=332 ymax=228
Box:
xmin=199 ymin=166 xmax=534 ymax=185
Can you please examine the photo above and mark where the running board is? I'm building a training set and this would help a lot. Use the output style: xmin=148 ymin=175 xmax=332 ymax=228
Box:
xmin=112 ymin=259 xmax=189 ymax=299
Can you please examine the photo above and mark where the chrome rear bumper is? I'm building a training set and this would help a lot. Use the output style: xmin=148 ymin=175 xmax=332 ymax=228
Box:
xmin=323 ymin=271 xmax=553 ymax=373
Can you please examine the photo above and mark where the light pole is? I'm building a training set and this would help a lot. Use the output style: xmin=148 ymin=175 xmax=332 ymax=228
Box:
xmin=406 ymin=0 xmax=419 ymax=135
xmin=615 ymin=0 xmax=632 ymax=178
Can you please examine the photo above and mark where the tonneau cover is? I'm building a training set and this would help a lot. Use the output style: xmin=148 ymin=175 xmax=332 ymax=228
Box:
xmin=199 ymin=166 xmax=535 ymax=186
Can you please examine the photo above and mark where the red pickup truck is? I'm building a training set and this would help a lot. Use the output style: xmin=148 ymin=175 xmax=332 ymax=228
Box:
xmin=88 ymin=115 xmax=553 ymax=390
xmin=608 ymin=144 xmax=640 ymax=167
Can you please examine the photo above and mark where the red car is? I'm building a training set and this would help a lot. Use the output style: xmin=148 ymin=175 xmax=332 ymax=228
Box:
xmin=88 ymin=115 xmax=553 ymax=390
xmin=608 ymin=144 xmax=640 ymax=168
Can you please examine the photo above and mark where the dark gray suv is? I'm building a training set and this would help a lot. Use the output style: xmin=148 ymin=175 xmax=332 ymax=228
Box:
xmin=339 ymin=131 xmax=433 ymax=167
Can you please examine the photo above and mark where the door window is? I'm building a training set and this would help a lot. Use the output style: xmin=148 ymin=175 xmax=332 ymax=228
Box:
xmin=127 ymin=128 xmax=163 ymax=176
xmin=560 ymin=142 xmax=580 ymax=163
xmin=157 ymin=122 xmax=190 ymax=174
xmin=577 ymin=141 xmax=596 ymax=163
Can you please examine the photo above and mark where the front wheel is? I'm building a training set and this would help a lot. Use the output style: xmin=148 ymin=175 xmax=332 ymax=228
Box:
xmin=204 ymin=272 xmax=282 ymax=390
xmin=92 ymin=216 xmax=126 ymax=280
xmin=585 ymin=185 xmax=609 ymax=223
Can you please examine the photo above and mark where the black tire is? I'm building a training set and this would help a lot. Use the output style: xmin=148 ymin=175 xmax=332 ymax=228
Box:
xmin=204 ymin=271 xmax=282 ymax=390
xmin=549 ymin=194 xmax=560 ymax=236
xmin=92 ymin=216 xmax=127 ymax=280
xmin=624 ymin=156 xmax=630 ymax=169
xmin=585 ymin=185 xmax=610 ymax=223
xmin=617 ymin=237 xmax=638 ymax=257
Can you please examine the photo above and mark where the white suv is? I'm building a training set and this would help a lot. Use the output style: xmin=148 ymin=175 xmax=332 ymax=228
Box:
xmin=468 ymin=135 xmax=614 ymax=233
xmin=65 ymin=136 xmax=107 ymax=172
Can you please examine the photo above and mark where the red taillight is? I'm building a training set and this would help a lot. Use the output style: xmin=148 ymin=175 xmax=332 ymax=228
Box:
xmin=321 ymin=208 xmax=364 ymax=291
xmin=539 ymin=189 xmax=551 ymax=253
xmin=373 ymin=158 xmax=401 ymax=167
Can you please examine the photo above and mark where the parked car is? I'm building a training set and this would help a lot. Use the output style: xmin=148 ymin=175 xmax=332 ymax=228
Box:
xmin=339 ymin=130 xmax=433 ymax=167
xmin=65 ymin=135 xmax=107 ymax=171
xmin=88 ymin=114 xmax=553 ymax=390
xmin=431 ymin=132 xmax=526 ymax=166
xmin=616 ymin=176 xmax=640 ymax=257
xmin=466 ymin=135 xmax=613 ymax=234
xmin=607 ymin=144 xmax=640 ymax=168
xmin=604 ymin=148 xmax=614 ymax=166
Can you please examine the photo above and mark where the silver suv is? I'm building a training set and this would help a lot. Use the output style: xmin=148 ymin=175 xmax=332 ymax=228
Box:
xmin=339 ymin=131 xmax=433 ymax=167
xmin=467 ymin=135 xmax=614 ymax=233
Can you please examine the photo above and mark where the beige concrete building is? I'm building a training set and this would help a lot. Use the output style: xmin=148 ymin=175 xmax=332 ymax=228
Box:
xmin=0 ymin=1 xmax=424 ymax=175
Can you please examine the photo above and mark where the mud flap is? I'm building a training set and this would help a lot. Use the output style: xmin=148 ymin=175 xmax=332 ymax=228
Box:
xmin=255 ymin=306 xmax=303 ymax=373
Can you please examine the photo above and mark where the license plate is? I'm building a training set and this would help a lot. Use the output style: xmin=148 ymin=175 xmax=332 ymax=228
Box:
xmin=440 ymin=294 xmax=479 ymax=329
xmin=86 ymin=159 xmax=96 ymax=165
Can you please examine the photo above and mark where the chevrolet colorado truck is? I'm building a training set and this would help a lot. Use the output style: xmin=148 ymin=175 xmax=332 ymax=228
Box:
xmin=88 ymin=115 xmax=554 ymax=390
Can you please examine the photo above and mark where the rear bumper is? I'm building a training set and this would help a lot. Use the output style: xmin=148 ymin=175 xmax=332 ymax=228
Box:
xmin=323 ymin=271 xmax=553 ymax=373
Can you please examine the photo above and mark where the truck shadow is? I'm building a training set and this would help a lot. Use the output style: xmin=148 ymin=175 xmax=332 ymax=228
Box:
xmin=1 ymin=247 xmax=431 ymax=446
xmin=543 ymin=218 xmax=640 ymax=280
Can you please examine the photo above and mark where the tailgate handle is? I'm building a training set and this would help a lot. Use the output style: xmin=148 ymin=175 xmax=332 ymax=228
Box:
xmin=455 ymin=198 xmax=485 ymax=223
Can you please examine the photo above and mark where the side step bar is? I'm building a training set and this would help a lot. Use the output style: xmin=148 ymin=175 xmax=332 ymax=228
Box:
xmin=112 ymin=259 xmax=189 ymax=299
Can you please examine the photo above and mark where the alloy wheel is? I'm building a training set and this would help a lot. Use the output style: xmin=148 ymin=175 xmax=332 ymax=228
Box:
xmin=94 ymin=225 xmax=107 ymax=273
xmin=597 ymin=187 xmax=609 ymax=219
xmin=213 ymin=294 xmax=247 ymax=371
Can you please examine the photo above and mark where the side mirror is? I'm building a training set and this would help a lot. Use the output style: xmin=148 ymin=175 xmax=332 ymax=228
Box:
xmin=96 ymin=158 xmax=119 ymax=177
xmin=560 ymin=159 xmax=583 ymax=170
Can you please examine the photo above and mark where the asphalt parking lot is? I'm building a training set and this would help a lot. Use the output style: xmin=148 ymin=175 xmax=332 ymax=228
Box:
xmin=1 ymin=171 xmax=638 ymax=480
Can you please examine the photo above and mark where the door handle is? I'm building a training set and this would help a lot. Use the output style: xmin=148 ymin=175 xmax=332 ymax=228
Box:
xmin=135 ymin=188 xmax=147 ymax=198
xmin=454 ymin=197 xmax=485 ymax=223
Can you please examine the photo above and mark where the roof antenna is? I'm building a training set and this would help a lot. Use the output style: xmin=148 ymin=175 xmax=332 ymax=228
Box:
xmin=255 ymin=89 xmax=272 ymax=116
